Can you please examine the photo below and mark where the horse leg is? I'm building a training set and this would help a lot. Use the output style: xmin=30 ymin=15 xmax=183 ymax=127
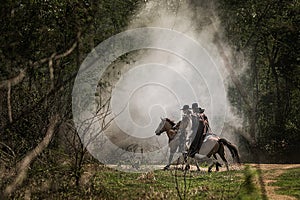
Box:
xmin=212 ymin=154 xmax=222 ymax=171
xmin=165 ymin=145 xmax=176 ymax=170
xmin=207 ymin=157 xmax=217 ymax=173
xmin=213 ymin=154 xmax=217 ymax=160
xmin=185 ymin=159 xmax=200 ymax=171
xmin=164 ymin=153 xmax=173 ymax=170
xmin=193 ymin=154 xmax=215 ymax=172
xmin=185 ymin=163 xmax=190 ymax=171
xmin=196 ymin=162 xmax=201 ymax=171
xmin=209 ymin=158 xmax=222 ymax=172
xmin=164 ymin=165 xmax=170 ymax=170
xmin=208 ymin=163 xmax=214 ymax=172
xmin=207 ymin=145 xmax=222 ymax=172
xmin=220 ymin=155 xmax=229 ymax=171
xmin=218 ymin=151 xmax=229 ymax=171
xmin=216 ymin=142 xmax=229 ymax=171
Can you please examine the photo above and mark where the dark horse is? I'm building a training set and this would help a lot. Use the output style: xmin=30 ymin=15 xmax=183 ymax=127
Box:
xmin=155 ymin=118 xmax=240 ymax=172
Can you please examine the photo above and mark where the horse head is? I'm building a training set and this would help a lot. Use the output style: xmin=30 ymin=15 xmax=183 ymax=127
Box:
xmin=155 ymin=117 xmax=176 ymax=135
xmin=155 ymin=117 xmax=166 ymax=135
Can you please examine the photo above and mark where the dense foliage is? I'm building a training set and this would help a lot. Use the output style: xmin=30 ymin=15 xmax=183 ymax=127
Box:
xmin=0 ymin=0 xmax=142 ymax=196
xmin=0 ymin=0 xmax=298 ymax=198
xmin=0 ymin=0 xmax=141 ymax=157
xmin=218 ymin=0 xmax=299 ymax=162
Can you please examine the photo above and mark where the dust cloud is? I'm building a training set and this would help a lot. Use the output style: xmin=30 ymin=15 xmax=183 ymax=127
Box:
xmin=95 ymin=0 xmax=247 ymax=165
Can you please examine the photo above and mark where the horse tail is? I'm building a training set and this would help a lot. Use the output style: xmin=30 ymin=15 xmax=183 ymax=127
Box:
xmin=218 ymin=138 xmax=241 ymax=164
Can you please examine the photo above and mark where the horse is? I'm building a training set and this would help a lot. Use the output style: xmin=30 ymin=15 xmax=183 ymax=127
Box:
xmin=155 ymin=118 xmax=240 ymax=172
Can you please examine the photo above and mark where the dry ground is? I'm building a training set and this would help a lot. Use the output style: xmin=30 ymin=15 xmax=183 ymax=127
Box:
xmin=250 ymin=164 xmax=300 ymax=200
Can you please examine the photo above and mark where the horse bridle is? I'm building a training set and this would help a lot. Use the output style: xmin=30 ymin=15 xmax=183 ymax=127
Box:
xmin=157 ymin=126 xmax=166 ymax=134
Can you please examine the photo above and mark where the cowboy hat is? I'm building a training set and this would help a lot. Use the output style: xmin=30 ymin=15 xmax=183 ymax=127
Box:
xmin=191 ymin=103 xmax=199 ymax=109
xmin=180 ymin=105 xmax=190 ymax=110
xmin=191 ymin=102 xmax=205 ymax=113
xmin=198 ymin=107 xmax=205 ymax=113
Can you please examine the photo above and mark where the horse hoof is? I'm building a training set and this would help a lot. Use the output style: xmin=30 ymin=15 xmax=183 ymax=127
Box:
xmin=216 ymin=162 xmax=222 ymax=171
xmin=185 ymin=165 xmax=190 ymax=171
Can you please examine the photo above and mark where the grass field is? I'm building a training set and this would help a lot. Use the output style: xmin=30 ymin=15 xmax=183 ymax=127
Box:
xmin=6 ymin=164 xmax=300 ymax=199
xmin=91 ymin=167 xmax=245 ymax=199
xmin=271 ymin=167 xmax=300 ymax=199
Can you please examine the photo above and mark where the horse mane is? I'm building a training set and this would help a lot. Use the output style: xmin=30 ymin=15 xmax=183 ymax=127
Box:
xmin=165 ymin=118 xmax=176 ymax=126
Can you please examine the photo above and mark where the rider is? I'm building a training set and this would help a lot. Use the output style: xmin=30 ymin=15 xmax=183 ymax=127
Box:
xmin=177 ymin=105 xmax=191 ymax=153
xmin=188 ymin=103 xmax=200 ymax=148
xmin=198 ymin=106 xmax=210 ymax=135
xmin=188 ymin=103 xmax=209 ymax=158
xmin=185 ymin=103 xmax=221 ymax=170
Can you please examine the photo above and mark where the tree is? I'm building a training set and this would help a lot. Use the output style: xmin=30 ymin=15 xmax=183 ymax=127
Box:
xmin=0 ymin=0 xmax=142 ymax=198
xmin=218 ymin=0 xmax=300 ymax=162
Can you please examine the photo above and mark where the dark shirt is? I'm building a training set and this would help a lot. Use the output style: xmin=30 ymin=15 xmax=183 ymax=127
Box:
xmin=188 ymin=113 xmax=206 ymax=157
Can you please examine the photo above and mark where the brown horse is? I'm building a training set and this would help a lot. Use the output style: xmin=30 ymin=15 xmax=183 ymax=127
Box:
xmin=155 ymin=118 xmax=240 ymax=172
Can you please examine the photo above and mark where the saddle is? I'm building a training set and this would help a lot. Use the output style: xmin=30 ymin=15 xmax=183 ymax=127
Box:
xmin=203 ymin=133 xmax=219 ymax=143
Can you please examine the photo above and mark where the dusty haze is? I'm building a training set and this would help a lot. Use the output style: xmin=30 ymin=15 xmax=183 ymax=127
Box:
xmin=93 ymin=0 xmax=247 ymax=165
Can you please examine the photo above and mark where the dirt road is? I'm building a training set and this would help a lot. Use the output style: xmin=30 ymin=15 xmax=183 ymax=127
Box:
xmin=250 ymin=164 xmax=300 ymax=200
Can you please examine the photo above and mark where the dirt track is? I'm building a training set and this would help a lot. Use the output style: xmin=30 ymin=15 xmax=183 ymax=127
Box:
xmin=250 ymin=164 xmax=300 ymax=200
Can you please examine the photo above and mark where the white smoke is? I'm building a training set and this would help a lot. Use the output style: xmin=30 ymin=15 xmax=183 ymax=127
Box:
xmin=113 ymin=1 xmax=240 ymax=131
xmin=90 ymin=0 xmax=246 ymax=167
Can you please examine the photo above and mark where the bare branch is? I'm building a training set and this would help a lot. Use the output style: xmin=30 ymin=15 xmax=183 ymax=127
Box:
xmin=0 ymin=35 xmax=78 ymax=90
xmin=54 ymin=41 xmax=78 ymax=60
xmin=3 ymin=115 xmax=60 ymax=198
xmin=7 ymin=81 xmax=12 ymax=123
xmin=0 ymin=142 xmax=16 ymax=163
xmin=49 ymin=53 xmax=56 ymax=90
xmin=32 ymin=40 xmax=78 ymax=68
xmin=0 ymin=69 xmax=26 ymax=89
